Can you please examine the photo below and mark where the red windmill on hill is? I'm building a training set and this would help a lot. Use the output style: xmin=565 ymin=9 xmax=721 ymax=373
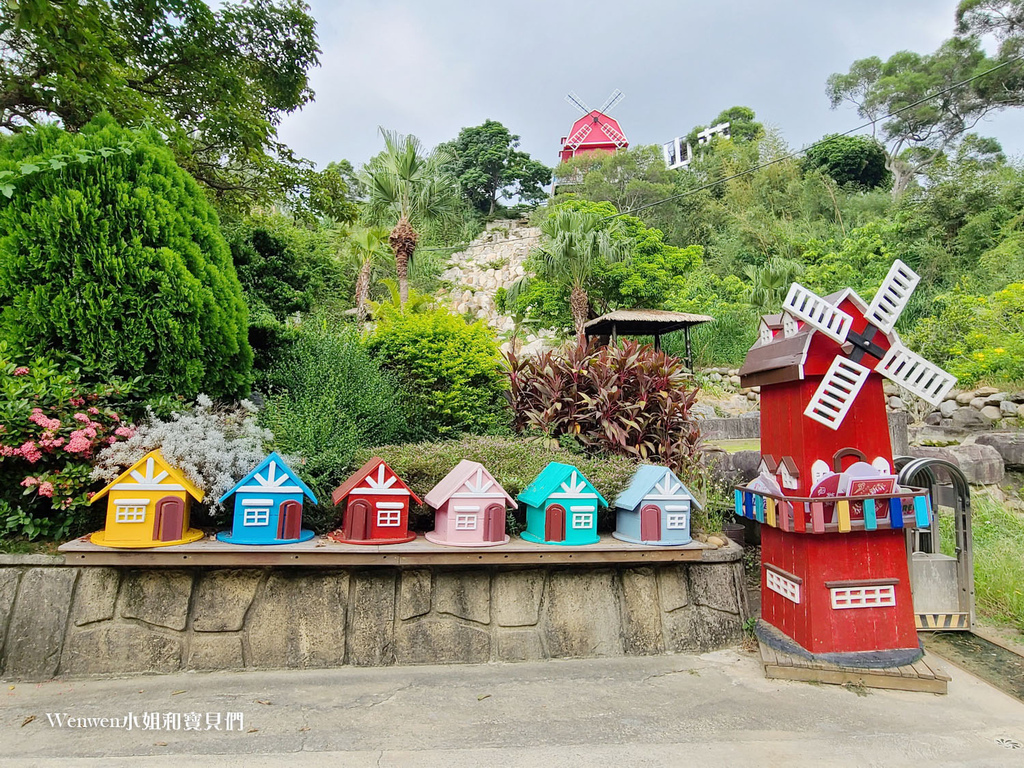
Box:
xmin=558 ymin=90 xmax=629 ymax=163
xmin=736 ymin=260 xmax=956 ymax=666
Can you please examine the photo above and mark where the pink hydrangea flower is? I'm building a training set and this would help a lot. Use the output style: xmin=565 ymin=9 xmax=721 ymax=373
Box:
xmin=29 ymin=410 xmax=60 ymax=430
xmin=12 ymin=366 xmax=29 ymax=376
xmin=110 ymin=413 xmax=120 ymax=423
xmin=37 ymin=481 xmax=54 ymax=498
xmin=64 ymin=432 xmax=92 ymax=454
xmin=0 ymin=445 xmax=16 ymax=457
xmin=107 ymin=436 xmax=118 ymax=445
xmin=19 ymin=441 xmax=42 ymax=463
xmin=114 ymin=426 xmax=135 ymax=438
xmin=73 ymin=413 xmax=90 ymax=423
xmin=61 ymin=498 xmax=73 ymax=509
xmin=69 ymin=396 xmax=85 ymax=407
xmin=87 ymin=407 xmax=100 ymax=415
xmin=20 ymin=476 xmax=38 ymax=487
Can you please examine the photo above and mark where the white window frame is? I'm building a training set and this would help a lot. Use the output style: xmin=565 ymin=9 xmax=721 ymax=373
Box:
xmin=759 ymin=323 xmax=773 ymax=346
xmin=571 ymin=512 xmax=593 ymax=529
xmin=243 ymin=507 xmax=270 ymax=527
xmin=377 ymin=509 xmax=401 ymax=527
xmin=454 ymin=514 xmax=477 ymax=531
xmin=114 ymin=500 xmax=147 ymax=524
xmin=665 ymin=513 xmax=687 ymax=530
xmin=765 ymin=568 xmax=801 ymax=604
xmin=830 ymin=584 xmax=896 ymax=610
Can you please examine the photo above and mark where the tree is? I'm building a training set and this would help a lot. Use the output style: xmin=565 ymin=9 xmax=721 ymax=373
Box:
xmin=347 ymin=226 xmax=392 ymax=322
xmin=743 ymin=257 xmax=805 ymax=312
xmin=803 ymin=134 xmax=890 ymax=190
xmin=826 ymin=37 xmax=1015 ymax=197
xmin=0 ymin=0 xmax=350 ymax=220
xmin=517 ymin=207 xmax=627 ymax=340
xmin=554 ymin=145 xmax=674 ymax=216
xmin=0 ymin=117 xmax=252 ymax=398
xmin=440 ymin=120 xmax=551 ymax=215
xmin=686 ymin=106 xmax=764 ymax=147
xmin=361 ymin=130 xmax=460 ymax=306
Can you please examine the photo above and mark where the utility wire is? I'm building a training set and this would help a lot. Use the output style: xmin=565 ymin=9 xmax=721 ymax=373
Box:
xmin=419 ymin=51 xmax=1024 ymax=250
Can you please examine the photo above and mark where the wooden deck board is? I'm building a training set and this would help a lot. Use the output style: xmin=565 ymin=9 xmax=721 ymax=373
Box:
xmin=57 ymin=533 xmax=732 ymax=567
xmin=759 ymin=641 xmax=947 ymax=694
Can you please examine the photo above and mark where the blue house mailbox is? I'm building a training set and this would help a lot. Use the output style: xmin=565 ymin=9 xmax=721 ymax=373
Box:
xmin=613 ymin=465 xmax=699 ymax=546
xmin=518 ymin=462 xmax=608 ymax=546
xmin=217 ymin=452 xmax=317 ymax=545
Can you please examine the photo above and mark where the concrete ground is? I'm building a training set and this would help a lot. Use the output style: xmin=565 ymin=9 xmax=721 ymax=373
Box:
xmin=2 ymin=649 xmax=1023 ymax=767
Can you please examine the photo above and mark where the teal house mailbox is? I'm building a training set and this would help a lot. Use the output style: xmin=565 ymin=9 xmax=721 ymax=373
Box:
xmin=613 ymin=465 xmax=698 ymax=546
xmin=518 ymin=462 xmax=607 ymax=546
xmin=217 ymin=452 xmax=317 ymax=545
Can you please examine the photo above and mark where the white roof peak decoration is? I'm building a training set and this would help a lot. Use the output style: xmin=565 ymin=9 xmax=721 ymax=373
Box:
xmin=129 ymin=457 xmax=169 ymax=485
xmin=364 ymin=464 xmax=398 ymax=490
xmin=463 ymin=467 xmax=494 ymax=495
xmin=560 ymin=471 xmax=588 ymax=496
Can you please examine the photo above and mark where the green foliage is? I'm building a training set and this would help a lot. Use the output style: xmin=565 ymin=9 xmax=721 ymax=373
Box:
xmin=0 ymin=118 xmax=252 ymax=399
xmin=366 ymin=307 xmax=507 ymax=440
xmin=439 ymin=120 xmax=551 ymax=215
xmin=803 ymin=134 xmax=891 ymax=190
xmin=0 ymin=0 xmax=349 ymax=219
xmin=908 ymin=282 xmax=1024 ymax=385
xmin=0 ymin=346 xmax=136 ymax=540
xmin=686 ymin=106 xmax=764 ymax=148
xmin=259 ymin=324 xmax=407 ymax=531
xmin=506 ymin=340 xmax=704 ymax=482
xmin=352 ymin=435 xmax=642 ymax=533
xmin=554 ymin=145 xmax=674 ymax=214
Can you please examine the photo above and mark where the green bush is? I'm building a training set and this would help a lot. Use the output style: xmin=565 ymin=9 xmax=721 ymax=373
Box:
xmin=259 ymin=324 xmax=407 ymax=531
xmin=0 ymin=116 xmax=252 ymax=399
xmin=352 ymin=435 xmax=641 ymax=534
xmin=366 ymin=306 xmax=508 ymax=439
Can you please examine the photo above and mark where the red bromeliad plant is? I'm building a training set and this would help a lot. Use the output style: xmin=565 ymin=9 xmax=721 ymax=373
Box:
xmin=505 ymin=340 xmax=703 ymax=480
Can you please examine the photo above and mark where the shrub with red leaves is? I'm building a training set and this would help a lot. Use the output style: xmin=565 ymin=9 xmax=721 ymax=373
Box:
xmin=505 ymin=340 xmax=703 ymax=481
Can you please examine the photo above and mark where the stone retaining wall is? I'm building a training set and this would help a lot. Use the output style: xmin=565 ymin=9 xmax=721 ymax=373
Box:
xmin=0 ymin=554 xmax=749 ymax=682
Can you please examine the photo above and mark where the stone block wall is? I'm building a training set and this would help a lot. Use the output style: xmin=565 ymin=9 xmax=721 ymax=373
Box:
xmin=0 ymin=555 xmax=749 ymax=682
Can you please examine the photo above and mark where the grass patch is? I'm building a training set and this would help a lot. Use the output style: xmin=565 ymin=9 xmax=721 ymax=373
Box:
xmin=939 ymin=491 xmax=1024 ymax=631
xmin=0 ymin=538 xmax=62 ymax=555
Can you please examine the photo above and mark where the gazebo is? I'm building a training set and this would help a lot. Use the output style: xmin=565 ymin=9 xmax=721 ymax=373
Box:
xmin=583 ymin=309 xmax=714 ymax=369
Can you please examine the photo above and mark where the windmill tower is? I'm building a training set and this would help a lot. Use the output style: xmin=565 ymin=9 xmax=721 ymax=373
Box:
xmin=736 ymin=260 xmax=955 ymax=665
xmin=558 ymin=90 xmax=629 ymax=163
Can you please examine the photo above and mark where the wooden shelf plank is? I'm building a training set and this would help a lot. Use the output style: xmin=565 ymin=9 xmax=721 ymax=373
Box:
xmin=57 ymin=533 xmax=737 ymax=568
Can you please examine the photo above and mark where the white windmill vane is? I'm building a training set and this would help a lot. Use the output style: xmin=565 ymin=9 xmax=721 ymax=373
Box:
xmin=781 ymin=259 xmax=957 ymax=430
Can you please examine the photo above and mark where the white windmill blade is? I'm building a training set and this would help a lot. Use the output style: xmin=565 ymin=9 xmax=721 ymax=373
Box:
xmin=804 ymin=357 xmax=872 ymax=430
xmin=866 ymin=259 xmax=920 ymax=333
xmin=875 ymin=342 xmax=957 ymax=405
xmin=565 ymin=92 xmax=590 ymax=115
xmin=599 ymin=89 xmax=624 ymax=114
xmin=782 ymin=283 xmax=854 ymax=345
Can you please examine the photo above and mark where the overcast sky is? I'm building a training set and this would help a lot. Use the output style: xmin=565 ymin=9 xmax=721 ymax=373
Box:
xmin=278 ymin=0 xmax=1024 ymax=171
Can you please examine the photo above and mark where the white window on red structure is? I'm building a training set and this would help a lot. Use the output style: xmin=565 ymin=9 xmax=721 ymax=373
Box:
xmin=830 ymin=584 xmax=896 ymax=610
xmin=376 ymin=509 xmax=401 ymax=527
xmin=765 ymin=567 xmax=801 ymax=604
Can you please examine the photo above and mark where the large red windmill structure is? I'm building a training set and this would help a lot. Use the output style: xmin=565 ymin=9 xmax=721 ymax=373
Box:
xmin=735 ymin=260 xmax=956 ymax=666
xmin=558 ymin=90 xmax=629 ymax=163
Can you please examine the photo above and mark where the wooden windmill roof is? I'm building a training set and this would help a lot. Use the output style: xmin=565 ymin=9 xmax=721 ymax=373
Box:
xmin=331 ymin=456 xmax=422 ymax=507
xmin=738 ymin=289 xmax=868 ymax=387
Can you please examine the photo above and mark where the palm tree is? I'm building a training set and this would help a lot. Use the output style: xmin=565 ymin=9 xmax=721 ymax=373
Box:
xmin=744 ymin=257 xmax=805 ymax=312
xmin=510 ymin=208 xmax=627 ymax=341
xmin=361 ymin=129 xmax=459 ymax=307
xmin=347 ymin=226 xmax=392 ymax=322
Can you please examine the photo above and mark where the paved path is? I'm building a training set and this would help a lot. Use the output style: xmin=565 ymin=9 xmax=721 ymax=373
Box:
xmin=2 ymin=649 xmax=1023 ymax=766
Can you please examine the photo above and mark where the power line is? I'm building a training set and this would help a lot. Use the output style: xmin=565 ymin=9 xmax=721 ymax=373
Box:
xmin=420 ymin=51 xmax=1024 ymax=249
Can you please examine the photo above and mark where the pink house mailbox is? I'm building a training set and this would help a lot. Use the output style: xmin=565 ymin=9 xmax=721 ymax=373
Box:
xmin=423 ymin=460 xmax=515 ymax=547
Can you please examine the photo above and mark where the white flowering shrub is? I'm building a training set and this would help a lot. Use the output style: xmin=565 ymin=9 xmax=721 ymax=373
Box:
xmin=91 ymin=395 xmax=272 ymax=516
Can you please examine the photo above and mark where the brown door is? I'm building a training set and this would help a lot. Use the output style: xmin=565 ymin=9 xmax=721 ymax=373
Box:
xmin=640 ymin=504 xmax=661 ymax=541
xmin=485 ymin=504 xmax=505 ymax=542
xmin=347 ymin=499 xmax=370 ymax=540
xmin=154 ymin=496 xmax=184 ymax=542
xmin=278 ymin=500 xmax=302 ymax=540
xmin=545 ymin=504 xmax=566 ymax=542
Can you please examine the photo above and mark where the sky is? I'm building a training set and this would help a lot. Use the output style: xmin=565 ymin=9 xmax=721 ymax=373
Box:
xmin=277 ymin=0 xmax=1024 ymax=171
